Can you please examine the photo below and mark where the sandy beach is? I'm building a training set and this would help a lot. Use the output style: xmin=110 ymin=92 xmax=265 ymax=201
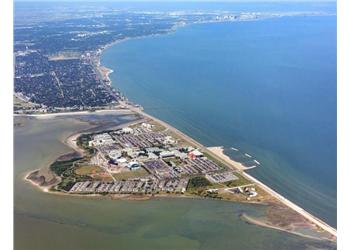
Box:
xmin=207 ymin=146 xmax=248 ymax=171
xmin=240 ymin=213 xmax=332 ymax=242
xmin=98 ymin=66 xmax=114 ymax=85
xmin=241 ymin=171 xmax=337 ymax=237
xmin=14 ymin=108 xmax=134 ymax=119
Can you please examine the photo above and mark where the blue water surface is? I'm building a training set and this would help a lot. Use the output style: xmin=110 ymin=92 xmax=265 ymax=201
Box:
xmin=102 ymin=13 xmax=336 ymax=226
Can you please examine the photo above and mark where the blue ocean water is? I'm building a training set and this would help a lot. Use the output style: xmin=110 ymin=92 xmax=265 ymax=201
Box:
xmin=102 ymin=13 xmax=336 ymax=226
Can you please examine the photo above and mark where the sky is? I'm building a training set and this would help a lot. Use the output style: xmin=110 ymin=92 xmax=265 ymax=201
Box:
xmin=14 ymin=0 xmax=336 ymax=2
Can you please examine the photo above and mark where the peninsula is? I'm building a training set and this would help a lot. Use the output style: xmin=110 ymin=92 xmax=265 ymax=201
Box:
xmin=24 ymin=103 xmax=336 ymax=242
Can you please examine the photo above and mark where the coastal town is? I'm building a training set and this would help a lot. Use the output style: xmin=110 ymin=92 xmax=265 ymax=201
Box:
xmin=13 ymin=9 xmax=311 ymax=114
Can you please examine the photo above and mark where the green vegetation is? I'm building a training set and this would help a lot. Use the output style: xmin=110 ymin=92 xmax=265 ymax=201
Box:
xmin=57 ymin=178 xmax=76 ymax=192
xmin=163 ymin=157 xmax=182 ymax=166
xmin=187 ymin=176 xmax=212 ymax=196
xmin=187 ymin=176 xmax=211 ymax=189
xmin=50 ymin=157 xmax=97 ymax=192
xmin=204 ymin=192 xmax=222 ymax=199
xmin=75 ymin=165 xmax=103 ymax=175
xmin=50 ymin=158 xmax=81 ymax=176
xmin=76 ymin=134 xmax=97 ymax=157
xmin=13 ymin=95 xmax=39 ymax=110
xmin=148 ymin=120 xmax=166 ymax=132
xmin=77 ymin=134 xmax=93 ymax=149
xmin=224 ymin=173 xmax=252 ymax=187
xmin=112 ymin=168 xmax=149 ymax=181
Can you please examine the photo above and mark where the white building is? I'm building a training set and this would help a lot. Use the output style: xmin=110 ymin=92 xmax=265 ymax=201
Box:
xmin=122 ymin=127 xmax=134 ymax=134
xmin=163 ymin=136 xmax=175 ymax=145
xmin=92 ymin=133 xmax=114 ymax=146
xmin=127 ymin=161 xmax=141 ymax=171
xmin=141 ymin=122 xmax=153 ymax=130
xmin=189 ymin=149 xmax=203 ymax=157
xmin=108 ymin=149 xmax=122 ymax=160
xmin=159 ymin=151 xmax=175 ymax=158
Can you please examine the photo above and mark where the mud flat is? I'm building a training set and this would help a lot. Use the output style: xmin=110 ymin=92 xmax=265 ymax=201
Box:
xmin=25 ymin=169 xmax=60 ymax=192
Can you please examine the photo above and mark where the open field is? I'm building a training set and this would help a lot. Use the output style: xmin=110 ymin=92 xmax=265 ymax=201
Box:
xmin=75 ymin=165 xmax=103 ymax=175
xmin=112 ymin=168 xmax=149 ymax=181
xmin=224 ymin=172 xmax=252 ymax=187
xmin=14 ymin=95 xmax=39 ymax=109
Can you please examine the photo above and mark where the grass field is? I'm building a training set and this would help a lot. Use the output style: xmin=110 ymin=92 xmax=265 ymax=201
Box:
xmin=224 ymin=172 xmax=252 ymax=187
xmin=112 ymin=168 xmax=149 ymax=180
xmin=14 ymin=95 xmax=38 ymax=109
xmin=147 ymin=120 xmax=167 ymax=132
xmin=75 ymin=165 xmax=103 ymax=175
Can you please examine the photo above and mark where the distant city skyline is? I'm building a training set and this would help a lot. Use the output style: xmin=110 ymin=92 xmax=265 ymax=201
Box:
xmin=14 ymin=0 xmax=337 ymax=2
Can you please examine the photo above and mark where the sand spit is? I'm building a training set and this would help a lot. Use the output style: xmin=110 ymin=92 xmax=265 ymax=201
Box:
xmin=207 ymin=146 xmax=248 ymax=171
xmin=241 ymin=213 xmax=336 ymax=243
xmin=241 ymin=171 xmax=337 ymax=237
xmin=14 ymin=109 xmax=134 ymax=120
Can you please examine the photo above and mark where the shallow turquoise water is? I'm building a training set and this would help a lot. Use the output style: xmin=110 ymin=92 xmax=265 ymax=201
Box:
xmin=102 ymin=15 xmax=337 ymax=226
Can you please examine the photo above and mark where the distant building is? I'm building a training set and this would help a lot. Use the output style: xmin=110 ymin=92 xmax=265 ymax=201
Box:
xmin=163 ymin=136 xmax=175 ymax=145
xmin=188 ymin=149 xmax=203 ymax=159
xmin=92 ymin=133 xmax=114 ymax=146
xmin=108 ymin=149 xmax=122 ymax=160
xmin=146 ymin=147 xmax=161 ymax=153
xmin=127 ymin=161 xmax=141 ymax=171
xmin=122 ymin=127 xmax=133 ymax=134
xmin=147 ymin=152 xmax=158 ymax=159
xmin=159 ymin=151 xmax=175 ymax=158
xmin=141 ymin=122 xmax=153 ymax=130
xmin=117 ymin=158 xmax=127 ymax=164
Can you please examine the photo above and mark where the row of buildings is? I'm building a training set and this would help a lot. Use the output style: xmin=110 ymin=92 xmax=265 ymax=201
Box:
xmin=69 ymin=178 xmax=189 ymax=194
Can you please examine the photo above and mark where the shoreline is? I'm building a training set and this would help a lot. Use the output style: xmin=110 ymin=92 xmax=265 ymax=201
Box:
xmin=96 ymin=11 xmax=333 ymax=97
xmin=20 ymin=110 xmax=337 ymax=241
xmin=141 ymin=110 xmax=337 ymax=237
xmin=34 ymin=106 xmax=337 ymax=238
xmin=95 ymin=17 xmax=337 ymax=238
xmin=24 ymin=170 xmax=59 ymax=193
xmin=241 ymin=171 xmax=337 ymax=237
xmin=131 ymin=108 xmax=337 ymax=237
xmin=23 ymin=163 xmax=335 ymax=243
xmin=207 ymin=146 xmax=248 ymax=171
xmin=240 ymin=213 xmax=335 ymax=243
xmin=14 ymin=109 xmax=135 ymax=119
